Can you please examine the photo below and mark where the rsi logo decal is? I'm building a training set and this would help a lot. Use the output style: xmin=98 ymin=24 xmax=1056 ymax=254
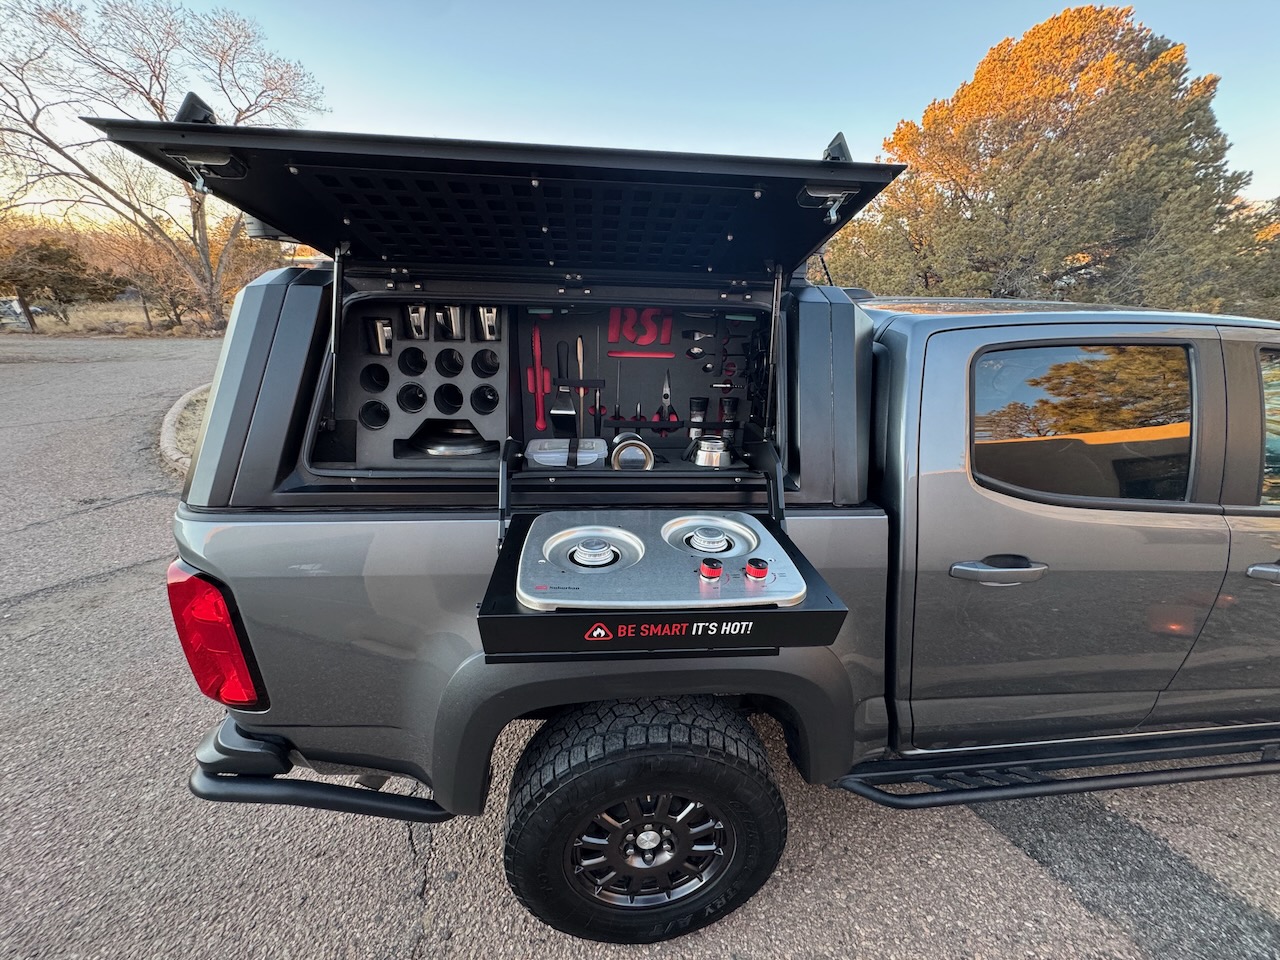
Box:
xmin=608 ymin=307 xmax=673 ymax=347
xmin=584 ymin=622 xmax=614 ymax=641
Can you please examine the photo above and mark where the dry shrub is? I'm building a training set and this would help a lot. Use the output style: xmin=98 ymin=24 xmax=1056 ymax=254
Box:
xmin=34 ymin=300 xmax=215 ymax=337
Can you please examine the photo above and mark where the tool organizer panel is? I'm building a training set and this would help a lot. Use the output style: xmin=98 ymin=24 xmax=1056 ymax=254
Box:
xmin=322 ymin=298 xmax=768 ymax=474
xmin=513 ymin=305 xmax=765 ymax=454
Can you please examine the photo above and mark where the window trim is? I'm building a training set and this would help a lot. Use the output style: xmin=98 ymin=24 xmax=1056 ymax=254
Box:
xmin=1220 ymin=339 xmax=1274 ymax=509
xmin=967 ymin=336 xmax=1224 ymax=512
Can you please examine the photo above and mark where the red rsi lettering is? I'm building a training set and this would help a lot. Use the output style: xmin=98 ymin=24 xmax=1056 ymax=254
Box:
xmin=608 ymin=307 xmax=672 ymax=347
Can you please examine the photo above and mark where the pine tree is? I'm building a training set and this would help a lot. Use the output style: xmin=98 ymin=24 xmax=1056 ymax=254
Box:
xmin=823 ymin=5 xmax=1279 ymax=318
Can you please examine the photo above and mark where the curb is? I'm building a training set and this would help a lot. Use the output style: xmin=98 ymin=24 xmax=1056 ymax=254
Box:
xmin=160 ymin=382 xmax=211 ymax=476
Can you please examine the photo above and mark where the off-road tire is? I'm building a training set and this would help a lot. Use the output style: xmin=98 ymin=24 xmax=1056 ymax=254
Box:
xmin=503 ymin=696 xmax=787 ymax=943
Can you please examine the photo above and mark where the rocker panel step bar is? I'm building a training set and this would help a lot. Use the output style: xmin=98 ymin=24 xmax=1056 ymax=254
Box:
xmin=837 ymin=729 xmax=1280 ymax=809
xmin=190 ymin=717 xmax=454 ymax=824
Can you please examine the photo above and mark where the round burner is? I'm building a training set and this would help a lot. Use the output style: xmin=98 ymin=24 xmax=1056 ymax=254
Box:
xmin=660 ymin=514 xmax=759 ymax=558
xmin=570 ymin=537 xmax=620 ymax=568
xmin=540 ymin=525 xmax=645 ymax=576
xmin=688 ymin=526 xmax=731 ymax=553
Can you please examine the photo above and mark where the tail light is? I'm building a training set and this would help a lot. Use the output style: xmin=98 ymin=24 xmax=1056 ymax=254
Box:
xmin=166 ymin=561 xmax=264 ymax=709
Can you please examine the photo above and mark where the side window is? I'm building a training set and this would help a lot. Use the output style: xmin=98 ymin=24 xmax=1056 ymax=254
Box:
xmin=1261 ymin=349 xmax=1280 ymax=504
xmin=972 ymin=344 xmax=1193 ymax=501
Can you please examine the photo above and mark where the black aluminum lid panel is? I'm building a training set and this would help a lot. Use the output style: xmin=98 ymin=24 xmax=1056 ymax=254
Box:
xmin=87 ymin=118 xmax=903 ymax=282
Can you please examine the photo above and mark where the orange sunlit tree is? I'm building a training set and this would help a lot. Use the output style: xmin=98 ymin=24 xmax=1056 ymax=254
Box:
xmin=822 ymin=5 xmax=1280 ymax=318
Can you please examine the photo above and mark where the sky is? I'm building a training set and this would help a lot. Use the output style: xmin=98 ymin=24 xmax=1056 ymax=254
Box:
xmin=179 ymin=0 xmax=1280 ymax=199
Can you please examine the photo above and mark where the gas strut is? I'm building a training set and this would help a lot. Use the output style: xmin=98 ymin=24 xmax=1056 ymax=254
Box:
xmin=763 ymin=265 xmax=784 ymax=443
xmin=325 ymin=241 xmax=350 ymax=430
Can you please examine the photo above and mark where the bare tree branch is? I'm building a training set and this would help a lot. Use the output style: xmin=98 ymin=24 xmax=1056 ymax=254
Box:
xmin=0 ymin=0 xmax=324 ymax=329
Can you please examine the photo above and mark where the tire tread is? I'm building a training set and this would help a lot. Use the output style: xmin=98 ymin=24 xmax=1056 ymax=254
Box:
xmin=503 ymin=696 xmax=786 ymax=940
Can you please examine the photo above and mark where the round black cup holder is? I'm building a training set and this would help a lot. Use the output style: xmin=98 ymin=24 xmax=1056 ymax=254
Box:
xmin=472 ymin=349 xmax=501 ymax=378
xmin=434 ymin=383 xmax=464 ymax=415
xmin=359 ymin=400 xmax=390 ymax=429
xmin=435 ymin=349 xmax=465 ymax=378
xmin=360 ymin=363 xmax=390 ymax=393
xmin=397 ymin=382 xmax=427 ymax=413
xmin=471 ymin=384 xmax=500 ymax=415
xmin=399 ymin=348 xmax=428 ymax=377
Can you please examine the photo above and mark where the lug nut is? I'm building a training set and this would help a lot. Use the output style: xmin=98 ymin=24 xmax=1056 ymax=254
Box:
xmin=663 ymin=840 xmax=674 ymax=851
xmin=625 ymin=845 xmax=636 ymax=856
xmin=643 ymin=851 xmax=654 ymax=865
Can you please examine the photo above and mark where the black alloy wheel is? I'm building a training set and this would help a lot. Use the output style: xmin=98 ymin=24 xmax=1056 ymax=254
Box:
xmin=565 ymin=789 xmax=735 ymax=907
xmin=504 ymin=697 xmax=786 ymax=944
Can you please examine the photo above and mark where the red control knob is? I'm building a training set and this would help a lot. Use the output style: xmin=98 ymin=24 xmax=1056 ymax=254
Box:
xmin=745 ymin=557 xmax=769 ymax=580
xmin=700 ymin=558 xmax=723 ymax=580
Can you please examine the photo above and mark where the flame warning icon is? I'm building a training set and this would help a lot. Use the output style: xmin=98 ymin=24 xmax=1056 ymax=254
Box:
xmin=585 ymin=622 xmax=614 ymax=641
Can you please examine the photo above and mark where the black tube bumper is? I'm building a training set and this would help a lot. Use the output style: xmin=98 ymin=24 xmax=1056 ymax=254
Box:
xmin=190 ymin=718 xmax=455 ymax=824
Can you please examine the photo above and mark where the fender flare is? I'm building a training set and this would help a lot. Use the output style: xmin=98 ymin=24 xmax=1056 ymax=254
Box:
xmin=429 ymin=645 xmax=856 ymax=815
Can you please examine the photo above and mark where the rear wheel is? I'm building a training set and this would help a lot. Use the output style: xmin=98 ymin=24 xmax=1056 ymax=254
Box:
xmin=503 ymin=697 xmax=786 ymax=943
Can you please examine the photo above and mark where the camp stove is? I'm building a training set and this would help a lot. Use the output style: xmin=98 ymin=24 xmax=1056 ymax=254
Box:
xmin=515 ymin=510 xmax=807 ymax=611
xmin=479 ymin=510 xmax=848 ymax=656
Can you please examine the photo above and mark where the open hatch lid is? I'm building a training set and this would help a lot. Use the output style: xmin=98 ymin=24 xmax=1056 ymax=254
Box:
xmin=87 ymin=116 xmax=903 ymax=284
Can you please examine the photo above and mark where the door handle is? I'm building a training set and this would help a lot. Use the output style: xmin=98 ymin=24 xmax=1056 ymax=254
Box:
xmin=949 ymin=559 xmax=1049 ymax=586
xmin=1246 ymin=563 xmax=1280 ymax=583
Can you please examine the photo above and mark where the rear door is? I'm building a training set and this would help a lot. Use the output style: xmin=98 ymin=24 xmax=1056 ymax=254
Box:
xmin=1146 ymin=327 xmax=1280 ymax=726
xmin=909 ymin=320 xmax=1228 ymax=749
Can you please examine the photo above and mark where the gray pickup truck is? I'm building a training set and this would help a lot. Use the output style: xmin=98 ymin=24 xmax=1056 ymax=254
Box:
xmin=96 ymin=105 xmax=1280 ymax=944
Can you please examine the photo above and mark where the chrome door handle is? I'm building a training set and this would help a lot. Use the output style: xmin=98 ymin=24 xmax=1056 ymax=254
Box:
xmin=950 ymin=560 xmax=1049 ymax=585
xmin=1246 ymin=563 xmax=1280 ymax=583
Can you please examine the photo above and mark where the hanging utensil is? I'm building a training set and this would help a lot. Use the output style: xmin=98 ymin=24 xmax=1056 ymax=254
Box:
xmin=550 ymin=340 xmax=577 ymax=438
xmin=525 ymin=323 xmax=550 ymax=432
xmin=576 ymin=335 xmax=586 ymax=435
xmin=651 ymin=369 xmax=679 ymax=437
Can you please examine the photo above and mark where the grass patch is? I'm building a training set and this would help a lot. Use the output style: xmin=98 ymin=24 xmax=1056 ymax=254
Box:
xmin=174 ymin=388 xmax=209 ymax=458
xmin=27 ymin=301 xmax=216 ymax=337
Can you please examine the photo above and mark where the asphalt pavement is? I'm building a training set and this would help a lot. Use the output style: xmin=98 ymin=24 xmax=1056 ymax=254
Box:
xmin=2 ymin=336 xmax=1277 ymax=960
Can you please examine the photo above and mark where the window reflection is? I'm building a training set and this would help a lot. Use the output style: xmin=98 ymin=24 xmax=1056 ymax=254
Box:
xmin=972 ymin=345 xmax=1193 ymax=501
xmin=1260 ymin=350 xmax=1280 ymax=504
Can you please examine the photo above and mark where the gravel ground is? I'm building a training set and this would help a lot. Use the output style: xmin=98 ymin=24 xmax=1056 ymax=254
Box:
xmin=173 ymin=388 xmax=208 ymax=458
xmin=1 ymin=336 xmax=1277 ymax=960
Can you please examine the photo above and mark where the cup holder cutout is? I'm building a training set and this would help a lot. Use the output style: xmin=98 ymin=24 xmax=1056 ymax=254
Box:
xmin=435 ymin=348 xmax=465 ymax=378
xmin=434 ymin=383 xmax=464 ymax=415
xmin=359 ymin=400 xmax=390 ymax=429
xmin=471 ymin=384 xmax=500 ymax=415
xmin=397 ymin=382 xmax=427 ymax=413
xmin=399 ymin=348 xmax=428 ymax=377
xmin=360 ymin=363 xmax=390 ymax=393
xmin=472 ymin=349 xmax=501 ymax=378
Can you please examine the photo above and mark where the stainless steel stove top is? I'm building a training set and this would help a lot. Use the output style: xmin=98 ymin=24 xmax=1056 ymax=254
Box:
xmin=515 ymin=510 xmax=807 ymax=611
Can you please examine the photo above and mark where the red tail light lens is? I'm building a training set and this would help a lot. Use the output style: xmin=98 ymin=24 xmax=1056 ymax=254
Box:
xmin=166 ymin=561 xmax=262 ymax=708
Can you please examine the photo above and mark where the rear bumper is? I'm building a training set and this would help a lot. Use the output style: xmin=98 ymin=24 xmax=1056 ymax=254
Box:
xmin=189 ymin=717 xmax=455 ymax=824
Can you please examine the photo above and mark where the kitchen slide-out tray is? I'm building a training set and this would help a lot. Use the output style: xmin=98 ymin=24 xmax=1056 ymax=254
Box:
xmin=478 ymin=510 xmax=848 ymax=657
